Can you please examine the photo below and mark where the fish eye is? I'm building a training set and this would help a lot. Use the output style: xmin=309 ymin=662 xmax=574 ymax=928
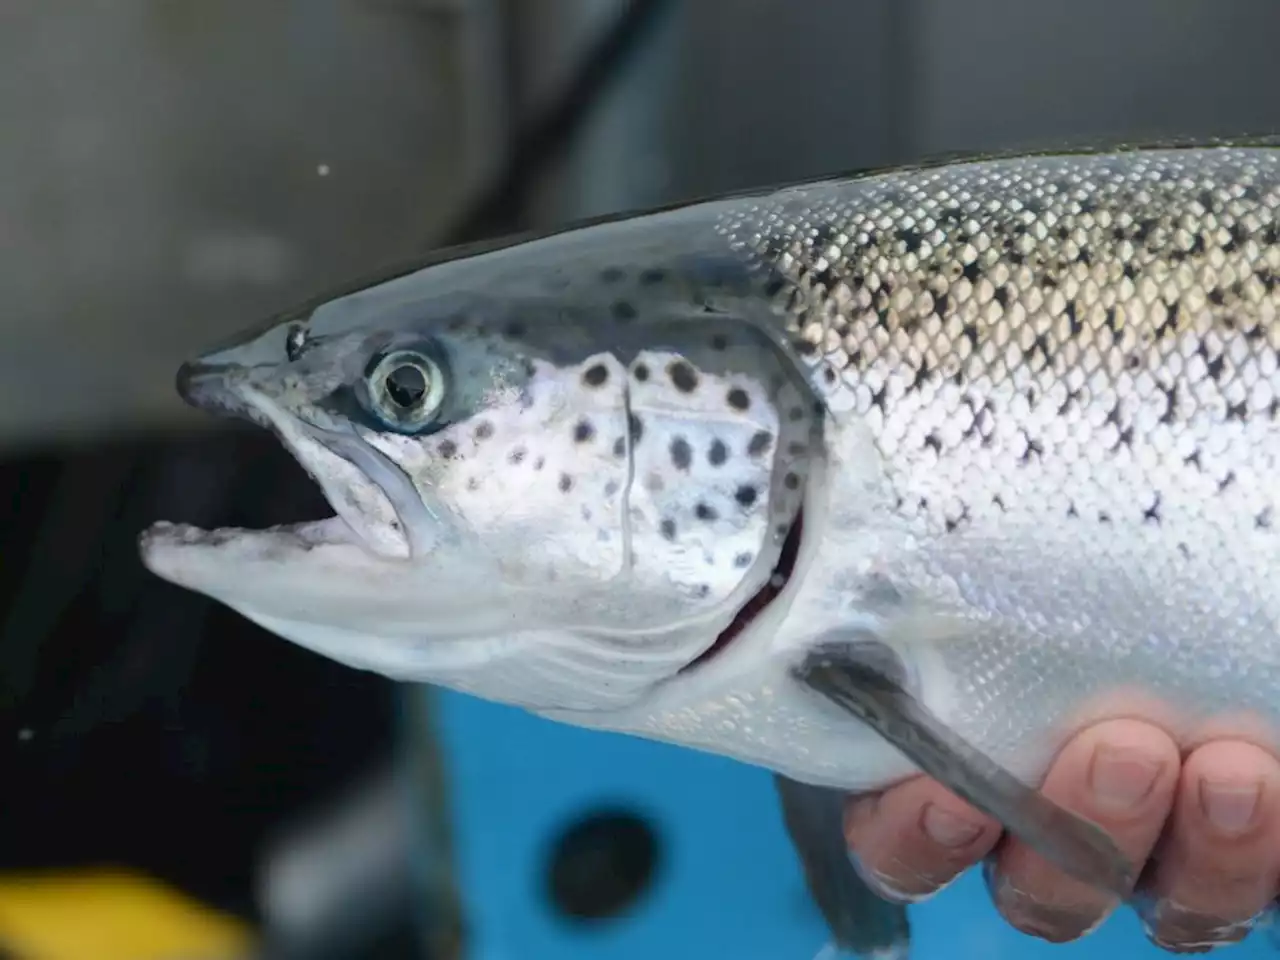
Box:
xmin=360 ymin=345 xmax=449 ymax=433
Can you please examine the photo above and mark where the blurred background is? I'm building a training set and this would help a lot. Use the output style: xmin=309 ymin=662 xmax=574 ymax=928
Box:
xmin=2 ymin=2 xmax=1279 ymax=958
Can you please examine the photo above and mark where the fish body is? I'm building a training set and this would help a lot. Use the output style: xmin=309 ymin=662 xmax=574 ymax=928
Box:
xmin=142 ymin=143 xmax=1280 ymax=951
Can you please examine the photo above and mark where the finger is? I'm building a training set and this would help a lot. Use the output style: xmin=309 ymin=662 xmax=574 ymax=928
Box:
xmin=987 ymin=719 xmax=1180 ymax=943
xmin=1137 ymin=740 xmax=1280 ymax=953
xmin=844 ymin=775 xmax=1001 ymax=903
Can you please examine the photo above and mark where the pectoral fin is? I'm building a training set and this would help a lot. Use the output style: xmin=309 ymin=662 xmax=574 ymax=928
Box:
xmin=791 ymin=640 xmax=1136 ymax=899
xmin=775 ymin=774 xmax=910 ymax=960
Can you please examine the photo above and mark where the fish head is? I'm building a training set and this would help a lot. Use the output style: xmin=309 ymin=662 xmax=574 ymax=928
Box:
xmin=142 ymin=223 xmax=819 ymax=712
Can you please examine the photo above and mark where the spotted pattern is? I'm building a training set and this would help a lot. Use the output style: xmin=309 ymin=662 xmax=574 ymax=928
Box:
xmin=373 ymin=353 xmax=634 ymax=582
xmin=721 ymin=147 xmax=1280 ymax=546
xmin=622 ymin=318 xmax=814 ymax=603
xmin=711 ymin=146 xmax=1280 ymax=773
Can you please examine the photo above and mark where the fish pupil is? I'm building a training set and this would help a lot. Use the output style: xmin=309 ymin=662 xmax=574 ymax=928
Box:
xmin=386 ymin=364 xmax=427 ymax=409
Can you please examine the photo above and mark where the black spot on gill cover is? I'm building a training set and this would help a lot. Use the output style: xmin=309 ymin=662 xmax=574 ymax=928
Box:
xmin=668 ymin=361 xmax=698 ymax=393
xmin=670 ymin=437 xmax=692 ymax=470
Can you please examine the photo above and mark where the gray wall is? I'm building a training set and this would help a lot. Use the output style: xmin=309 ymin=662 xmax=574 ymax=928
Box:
xmin=3 ymin=0 xmax=1278 ymax=447
xmin=0 ymin=0 xmax=499 ymax=447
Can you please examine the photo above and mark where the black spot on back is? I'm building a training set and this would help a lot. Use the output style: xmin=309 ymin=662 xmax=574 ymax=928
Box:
xmin=612 ymin=437 xmax=626 ymax=458
xmin=733 ymin=552 xmax=753 ymax=569
xmin=727 ymin=387 xmax=750 ymax=411
xmin=633 ymin=363 xmax=650 ymax=382
xmin=583 ymin=363 xmax=609 ymax=387
xmin=670 ymin=437 xmax=692 ymax=470
xmin=438 ymin=439 xmax=458 ymax=459
xmin=708 ymin=439 xmax=728 ymax=466
xmin=574 ymin=420 xmax=595 ymax=444
xmin=668 ymin=361 xmax=698 ymax=393
xmin=735 ymin=485 xmax=758 ymax=508
xmin=783 ymin=472 xmax=800 ymax=491
xmin=628 ymin=413 xmax=644 ymax=445
xmin=612 ymin=300 xmax=637 ymax=322
xmin=660 ymin=518 xmax=676 ymax=541
xmin=695 ymin=503 xmax=718 ymax=522
xmin=640 ymin=268 xmax=667 ymax=285
xmin=710 ymin=334 xmax=728 ymax=351
xmin=559 ymin=473 xmax=574 ymax=493
xmin=474 ymin=421 xmax=494 ymax=441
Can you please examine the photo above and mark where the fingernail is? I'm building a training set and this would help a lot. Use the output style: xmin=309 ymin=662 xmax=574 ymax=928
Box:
xmin=1089 ymin=743 xmax=1163 ymax=812
xmin=921 ymin=803 xmax=984 ymax=848
xmin=1199 ymin=777 xmax=1261 ymax=837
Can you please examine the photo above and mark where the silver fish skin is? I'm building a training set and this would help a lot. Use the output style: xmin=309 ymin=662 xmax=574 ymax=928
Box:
xmin=142 ymin=143 xmax=1280 ymax=803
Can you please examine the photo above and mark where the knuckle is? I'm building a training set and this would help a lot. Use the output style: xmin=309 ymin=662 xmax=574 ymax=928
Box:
xmin=841 ymin=794 xmax=881 ymax=849
xmin=1145 ymin=856 xmax=1267 ymax=912
xmin=985 ymin=862 xmax=1113 ymax=944
xmin=1139 ymin=900 xmax=1261 ymax=954
xmin=999 ymin=898 xmax=1107 ymax=944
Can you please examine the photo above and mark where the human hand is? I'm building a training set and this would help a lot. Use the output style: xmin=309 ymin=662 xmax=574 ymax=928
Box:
xmin=843 ymin=719 xmax=1280 ymax=950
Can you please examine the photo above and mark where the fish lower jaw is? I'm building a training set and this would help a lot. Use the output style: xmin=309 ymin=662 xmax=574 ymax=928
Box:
xmin=139 ymin=515 xmax=367 ymax=576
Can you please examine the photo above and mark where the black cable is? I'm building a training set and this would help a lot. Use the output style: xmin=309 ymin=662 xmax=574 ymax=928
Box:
xmin=441 ymin=0 xmax=674 ymax=246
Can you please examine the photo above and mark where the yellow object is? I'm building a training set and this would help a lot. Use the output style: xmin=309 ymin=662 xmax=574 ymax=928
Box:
xmin=0 ymin=868 xmax=254 ymax=960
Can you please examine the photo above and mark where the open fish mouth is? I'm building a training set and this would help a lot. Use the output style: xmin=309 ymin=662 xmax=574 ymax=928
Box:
xmin=165 ymin=359 xmax=441 ymax=561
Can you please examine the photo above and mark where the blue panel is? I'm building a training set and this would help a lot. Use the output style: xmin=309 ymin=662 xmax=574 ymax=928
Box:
xmin=431 ymin=689 xmax=1274 ymax=960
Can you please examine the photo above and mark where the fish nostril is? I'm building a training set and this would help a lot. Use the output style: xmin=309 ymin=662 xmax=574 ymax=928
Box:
xmin=543 ymin=806 xmax=662 ymax=923
xmin=175 ymin=360 xmax=220 ymax=407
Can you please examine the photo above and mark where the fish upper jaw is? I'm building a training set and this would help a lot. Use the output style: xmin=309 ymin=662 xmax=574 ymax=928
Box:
xmin=173 ymin=358 xmax=442 ymax=561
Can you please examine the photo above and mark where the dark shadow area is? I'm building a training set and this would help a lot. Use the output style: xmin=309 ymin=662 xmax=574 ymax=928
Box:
xmin=544 ymin=806 xmax=662 ymax=923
